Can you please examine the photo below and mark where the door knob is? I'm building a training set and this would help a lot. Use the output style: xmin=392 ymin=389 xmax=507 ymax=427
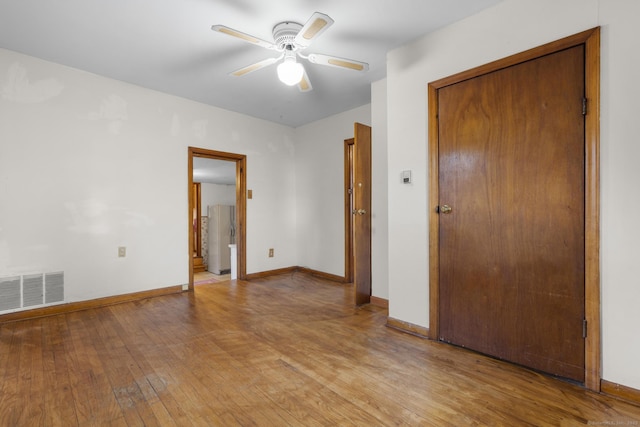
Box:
xmin=439 ymin=205 xmax=452 ymax=214
xmin=355 ymin=209 xmax=366 ymax=215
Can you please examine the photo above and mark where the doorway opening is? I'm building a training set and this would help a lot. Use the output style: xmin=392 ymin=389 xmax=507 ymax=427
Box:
xmin=188 ymin=147 xmax=247 ymax=290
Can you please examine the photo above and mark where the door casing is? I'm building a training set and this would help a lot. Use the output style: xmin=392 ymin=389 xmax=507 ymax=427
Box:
xmin=427 ymin=28 xmax=600 ymax=390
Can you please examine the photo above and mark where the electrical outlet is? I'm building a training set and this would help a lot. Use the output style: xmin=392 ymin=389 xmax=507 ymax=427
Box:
xmin=268 ymin=248 xmax=274 ymax=257
xmin=118 ymin=246 xmax=126 ymax=257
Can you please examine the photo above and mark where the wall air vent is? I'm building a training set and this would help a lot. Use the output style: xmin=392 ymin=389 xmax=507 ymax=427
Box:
xmin=0 ymin=276 xmax=21 ymax=311
xmin=45 ymin=272 xmax=64 ymax=304
xmin=23 ymin=274 xmax=44 ymax=307
xmin=0 ymin=272 xmax=64 ymax=313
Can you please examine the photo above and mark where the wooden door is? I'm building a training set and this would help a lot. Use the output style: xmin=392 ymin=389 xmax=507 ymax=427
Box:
xmin=353 ymin=123 xmax=372 ymax=305
xmin=437 ymin=46 xmax=586 ymax=381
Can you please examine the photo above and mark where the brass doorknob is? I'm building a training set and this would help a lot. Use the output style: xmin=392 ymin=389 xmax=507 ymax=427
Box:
xmin=440 ymin=205 xmax=452 ymax=214
xmin=356 ymin=209 xmax=366 ymax=215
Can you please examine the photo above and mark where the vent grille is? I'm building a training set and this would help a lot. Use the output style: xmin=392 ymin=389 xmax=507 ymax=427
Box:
xmin=45 ymin=272 xmax=64 ymax=304
xmin=23 ymin=274 xmax=44 ymax=307
xmin=0 ymin=272 xmax=64 ymax=313
xmin=0 ymin=277 xmax=21 ymax=311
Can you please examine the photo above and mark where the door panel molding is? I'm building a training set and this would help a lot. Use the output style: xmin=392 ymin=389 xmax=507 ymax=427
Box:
xmin=427 ymin=28 xmax=600 ymax=390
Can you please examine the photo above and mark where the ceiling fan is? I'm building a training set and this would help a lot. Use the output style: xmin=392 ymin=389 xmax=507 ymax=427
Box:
xmin=211 ymin=12 xmax=369 ymax=92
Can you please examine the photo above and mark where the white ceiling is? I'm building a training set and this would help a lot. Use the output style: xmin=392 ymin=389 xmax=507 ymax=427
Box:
xmin=0 ymin=0 xmax=501 ymax=127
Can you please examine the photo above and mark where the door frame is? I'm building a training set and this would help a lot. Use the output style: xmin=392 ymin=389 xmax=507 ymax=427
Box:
xmin=188 ymin=147 xmax=247 ymax=290
xmin=344 ymin=137 xmax=355 ymax=283
xmin=427 ymin=28 xmax=600 ymax=390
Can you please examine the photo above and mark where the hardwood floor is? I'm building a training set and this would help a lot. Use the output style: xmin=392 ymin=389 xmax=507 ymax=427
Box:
xmin=193 ymin=271 xmax=231 ymax=285
xmin=1 ymin=272 xmax=639 ymax=426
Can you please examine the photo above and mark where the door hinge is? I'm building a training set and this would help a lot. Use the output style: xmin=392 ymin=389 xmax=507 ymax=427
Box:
xmin=582 ymin=98 xmax=587 ymax=116
xmin=582 ymin=319 xmax=588 ymax=338
xmin=348 ymin=188 xmax=353 ymax=194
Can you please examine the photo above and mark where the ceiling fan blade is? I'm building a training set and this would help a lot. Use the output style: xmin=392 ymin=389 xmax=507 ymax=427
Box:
xmin=230 ymin=56 xmax=280 ymax=77
xmin=211 ymin=25 xmax=277 ymax=50
xmin=307 ymin=53 xmax=369 ymax=72
xmin=298 ymin=69 xmax=313 ymax=92
xmin=293 ymin=12 xmax=334 ymax=49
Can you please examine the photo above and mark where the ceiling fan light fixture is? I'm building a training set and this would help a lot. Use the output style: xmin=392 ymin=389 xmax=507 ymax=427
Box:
xmin=213 ymin=12 xmax=367 ymax=92
xmin=277 ymin=53 xmax=304 ymax=86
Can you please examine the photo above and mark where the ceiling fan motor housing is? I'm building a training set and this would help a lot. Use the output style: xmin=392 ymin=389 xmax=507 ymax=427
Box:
xmin=273 ymin=22 xmax=303 ymax=51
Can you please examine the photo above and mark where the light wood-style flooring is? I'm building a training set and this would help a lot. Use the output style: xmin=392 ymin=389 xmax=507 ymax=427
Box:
xmin=1 ymin=272 xmax=639 ymax=426
xmin=193 ymin=271 xmax=231 ymax=285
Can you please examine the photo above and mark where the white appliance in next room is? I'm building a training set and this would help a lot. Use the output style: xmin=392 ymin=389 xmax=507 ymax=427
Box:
xmin=207 ymin=204 xmax=236 ymax=275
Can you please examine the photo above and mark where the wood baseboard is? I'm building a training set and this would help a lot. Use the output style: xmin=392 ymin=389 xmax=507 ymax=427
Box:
xmin=0 ymin=285 xmax=185 ymax=324
xmin=370 ymin=296 xmax=389 ymax=309
xmin=244 ymin=267 xmax=298 ymax=280
xmin=601 ymin=379 xmax=640 ymax=406
xmin=386 ymin=317 xmax=430 ymax=339
xmin=296 ymin=267 xmax=346 ymax=283
xmin=245 ymin=266 xmax=347 ymax=283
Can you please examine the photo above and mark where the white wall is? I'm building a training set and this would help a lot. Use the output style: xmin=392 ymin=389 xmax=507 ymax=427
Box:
xmin=294 ymin=105 xmax=371 ymax=278
xmin=598 ymin=0 xmax=640 ymax=391
xmin=200 ymin=183 xmax=235 ymax=216
xmin=371 ymin=79 xmax=389 ymax=299
xmin=0 ymin=47 xmax=297 ymax=304
xmin=293 ymin=100 xmax=385 ymax=298
xmin=386 ymin=0 xmax=640 ymax=390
